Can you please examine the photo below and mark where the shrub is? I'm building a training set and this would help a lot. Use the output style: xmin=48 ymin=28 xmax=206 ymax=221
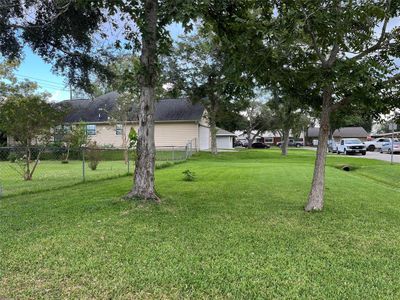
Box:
xmin=86 ymin=142 xmax=101 ymax=171
xmin=182 ymin=169 xmax=196 ymax=181
xmin=8 ymin=152 xmax=17 ymax=163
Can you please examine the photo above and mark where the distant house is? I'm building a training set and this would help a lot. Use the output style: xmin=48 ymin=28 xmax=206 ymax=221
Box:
xmin=216 ymin=128 xmax=236 ymax=149
xmin=306 ymin=126 xmax=369 ymax=145
xmin=57 ymin=92 xmax=229 ymax=151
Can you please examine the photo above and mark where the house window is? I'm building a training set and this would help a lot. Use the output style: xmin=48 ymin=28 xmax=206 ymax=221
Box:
xmin=116 ymin=124 xmax=123 ymax=135
xmin=86 ymin=124 xmax=96 ymax=135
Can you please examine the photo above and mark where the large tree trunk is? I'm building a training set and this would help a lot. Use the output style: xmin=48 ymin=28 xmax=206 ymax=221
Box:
xmin=281 ymin=127 xmax=290 ymax=156
xmin=305 ymin=87 xmax=332 ymax=211
xmin=209 ymin=99 xmax=218 ymax=155
xmin=125 ymin=0 xmax=158 ymax=201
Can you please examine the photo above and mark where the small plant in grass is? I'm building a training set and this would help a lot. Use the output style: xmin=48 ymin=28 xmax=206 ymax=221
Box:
xmin=8 ymin=152 xmax=17 ymax=163
xmin=86 ymin=142 xmax=101 ymax=171
xmin=182 ymin=169 xmax=196 ymax=181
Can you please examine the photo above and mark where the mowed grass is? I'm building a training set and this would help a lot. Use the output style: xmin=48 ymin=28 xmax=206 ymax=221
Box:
xmin=0 ymin=159 xmax=178 ymax=196
xmin=1 ymin=149 xmax=400 ymax=299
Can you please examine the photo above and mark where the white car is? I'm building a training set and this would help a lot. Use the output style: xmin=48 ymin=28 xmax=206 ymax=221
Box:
xmin=337 ymin=138 xmax=366 ymax=155
xmin=364 ymin=138 xmax=392 ymax=151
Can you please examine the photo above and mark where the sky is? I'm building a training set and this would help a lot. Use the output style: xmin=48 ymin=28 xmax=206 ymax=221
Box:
xmin=15 ymin=18 xmax=399 ymax=102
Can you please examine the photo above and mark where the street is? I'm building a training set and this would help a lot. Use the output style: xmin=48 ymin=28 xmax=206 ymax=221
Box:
xmin=304 ymin=147 xmax=400 ymax=163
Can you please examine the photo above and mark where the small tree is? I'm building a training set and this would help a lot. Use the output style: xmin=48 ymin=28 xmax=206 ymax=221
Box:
xmin=59 ymin=122 xmax=89 ymax=163
xmin=86 ymin=141 xmax=101 ymax=171
xmin=0 ymin=94 xmax=64 ymax=180
xmin=268 ymin=95 xmax=310 ymax=156
xmin=242 ymin=100 xmax=273 ymax=148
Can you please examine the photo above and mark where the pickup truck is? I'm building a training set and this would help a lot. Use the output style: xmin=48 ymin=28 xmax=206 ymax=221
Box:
xmin=276 ymin=139 xmax=304 ymax=148
xmin=337 ymin=138 xmax=366 ymax=155
xmin=364 ymin=138 xmax=397 ymax=151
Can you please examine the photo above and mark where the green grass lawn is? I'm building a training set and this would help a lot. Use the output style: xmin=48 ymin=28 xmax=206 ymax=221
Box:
xmin=0 ymin=159 xmax=182 ymax=197
xmin=1 ymin=149 xmax=400 ymax=298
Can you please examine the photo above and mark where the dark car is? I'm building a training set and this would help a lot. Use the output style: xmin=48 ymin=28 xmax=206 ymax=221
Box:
xmin=251 ymin=142 xmax=270 ymax=149
xmin=277 ymin=139 xmax=304 ymax=148
xmin=234 ymin=140 xmax=244 ymax=147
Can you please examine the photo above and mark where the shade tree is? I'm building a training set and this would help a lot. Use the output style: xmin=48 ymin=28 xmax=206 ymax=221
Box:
xmin=204 ymin=0 xmax=400 ymax=211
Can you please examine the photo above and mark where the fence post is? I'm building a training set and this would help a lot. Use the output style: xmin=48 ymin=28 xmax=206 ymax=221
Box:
xmin=127 ymin=148 xmax=130 ymax=174
xmin=82 ymin=147 xmax=86 ymax=182
xmin=172 ymin=146 xmax=175 ymax=161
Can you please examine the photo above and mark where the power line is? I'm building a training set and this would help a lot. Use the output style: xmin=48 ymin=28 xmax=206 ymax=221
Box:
xmin=14 ymin=74 xmax=67 ymax=87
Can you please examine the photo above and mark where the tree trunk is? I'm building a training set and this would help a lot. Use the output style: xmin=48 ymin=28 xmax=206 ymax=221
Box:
xmin=305 ymin=87 xmax=332 ymax=212
xmin=281 ymin=127 xmax=290 ymax=156
xmin=65 ymin=144 xmax=70 ymax=161
xmin=24 ymin=145 xmax=32 ymax=181
xmin=246 ymin=128 xmax=253 ymax=149
xmin=209 ymin=100 xmax=218 ymax=155
xmin=125 ymin=0 xmax=158 ymax=201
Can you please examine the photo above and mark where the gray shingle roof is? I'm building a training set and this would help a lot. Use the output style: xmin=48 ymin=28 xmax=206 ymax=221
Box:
xmin=61 ymin=92 xmax=205 ymax=123
xmin=307 ymin=127 xmax=368 ymax=138
xmin=333 ymin=127 xmax=368 ymax=138
xmin=216 ymin=128 xmax=236 ymax=136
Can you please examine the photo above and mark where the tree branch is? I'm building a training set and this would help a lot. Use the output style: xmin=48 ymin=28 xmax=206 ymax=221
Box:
xmin=350 ymin=0 xmax=391 ymax=61
xmin=303 ymin=11 xmax=326 ymax=64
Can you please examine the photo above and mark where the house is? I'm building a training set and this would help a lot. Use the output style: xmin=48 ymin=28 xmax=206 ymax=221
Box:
xmin=59 ymin=92 xmax=218 ymax=151
xmin=306 ymin=126 xmax=368 ymax=145
xmin=216 ymin=128 xmax=236 ymax=149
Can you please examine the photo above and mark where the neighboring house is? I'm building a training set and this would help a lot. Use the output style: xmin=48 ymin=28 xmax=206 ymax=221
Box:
xmin=216 ymin=128 xmax=236 ymax=149
xmin=58 ymin=92 xmax=221 ymax=151
xmin=306 ymin=126 xmax=368 ymax=145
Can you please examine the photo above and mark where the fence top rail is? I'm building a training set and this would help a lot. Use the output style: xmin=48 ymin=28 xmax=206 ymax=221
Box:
xmin=0 ymin=145 xmax=188 ymax=151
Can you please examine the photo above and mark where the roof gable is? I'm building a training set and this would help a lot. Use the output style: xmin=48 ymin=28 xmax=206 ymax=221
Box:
xmin=307 ymin=126 xmax=368 ymax=138
xmin=332 ymin=127 xmax=368 ymax=138
xmin=216 ymin=128 xmax=236 ymax=136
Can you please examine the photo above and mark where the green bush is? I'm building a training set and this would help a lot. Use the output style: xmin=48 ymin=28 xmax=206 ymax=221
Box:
xmin=182 ymin=169 xmax=196 ymax=181
xmin=86 ymin=143 xmax=101 ymax=171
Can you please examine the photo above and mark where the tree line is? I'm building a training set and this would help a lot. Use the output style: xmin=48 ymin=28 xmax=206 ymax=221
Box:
xmin=1 ymin=0 xmax=399 ymax=211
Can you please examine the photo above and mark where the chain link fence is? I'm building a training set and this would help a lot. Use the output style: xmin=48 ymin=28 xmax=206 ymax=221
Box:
xmin=0 ymin=141 xmax=194 ymax=198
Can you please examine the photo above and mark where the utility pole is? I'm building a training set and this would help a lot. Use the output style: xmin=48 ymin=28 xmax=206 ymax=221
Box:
xmin=69 ymin=84 xmax=72 ymax=100
xmin=389 ymin=112 xmax=398 ymax=165
xmin=391 ymin=121 xmax=395 ymax=165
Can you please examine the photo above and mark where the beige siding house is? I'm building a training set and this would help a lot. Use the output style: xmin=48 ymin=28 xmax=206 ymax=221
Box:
xmin=61 ymin=92 xmax=212 ymax=150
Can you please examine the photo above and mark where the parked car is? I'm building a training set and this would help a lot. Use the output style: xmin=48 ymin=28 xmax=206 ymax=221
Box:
xmin=364 ymin=138 xmax=394 ymax=151
xmin=328 ymin=140 xmax=338 ymax=153
xmin=234 ymin=140 xmax=244 ymax=147
xmin=380 ymin=142 xmax=400 ymax=154
xmin=276 ymin=139 xmax=304 ymax=148
xmin=337 ymin=138 xmax=366 ymax=155
xmin=251 ymin=142 xmax=270 ymax=149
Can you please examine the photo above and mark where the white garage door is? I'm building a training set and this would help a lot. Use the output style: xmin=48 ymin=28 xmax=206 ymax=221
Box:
xmin=199 ymin=126 xmax=210 ymax=150
xmin=217 ymin=136 xmax=233 ymax=149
